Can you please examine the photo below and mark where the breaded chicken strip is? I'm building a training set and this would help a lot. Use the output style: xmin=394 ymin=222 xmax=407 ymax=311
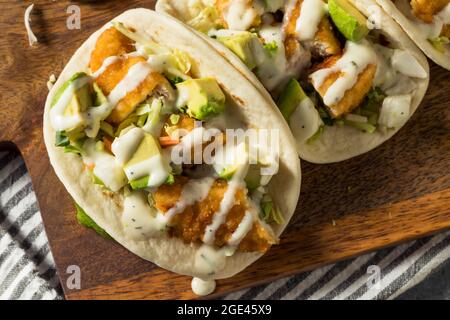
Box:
xmin=310 ymin=55 xmax=377 ymax=118
xmin=90 ymin=27 xmax=135 ymax=73
xmin=94 ymin=55 xmax=169 ymax=124
xmin=284 ymin=0 xmax=341 ymax=59
xmin=154 ymin=177 xmax=277 ymax=252
xmin=410 ymin=0 xmax=449 ymax=23
xmin=216 ymin=0 xmax=262 ymax=29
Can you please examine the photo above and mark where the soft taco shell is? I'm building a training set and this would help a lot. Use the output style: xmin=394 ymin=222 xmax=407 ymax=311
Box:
xmin=157 ymin=0 xmax=430 ymax=163
xmin=43 ymin=9 xmax=301 ymax=280
xmin=375 ymin=0 xmax=450 ymax=70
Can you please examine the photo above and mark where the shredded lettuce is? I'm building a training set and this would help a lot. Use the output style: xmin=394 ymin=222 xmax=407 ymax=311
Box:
xmin=75 ymin=203 xmax=111 ymax=239
xmin=261 ymin=201 xmax=284 ymax=225
xmin=307 ymin=125 xmax=325 ymax=144
xmin=55 ymin=131 xmax=70 ymax=147
xmin=263 ymin=41 xmax=278 ymax=55
xmin=187 ymin=6 xmax=221 ymax=33
xmin=429 ymin=36 xmax=449 ymax=53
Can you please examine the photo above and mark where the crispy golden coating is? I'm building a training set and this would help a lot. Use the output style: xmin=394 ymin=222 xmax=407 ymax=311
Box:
xmin=94 ymin=55 xmax=168 ymax=124
xmin=163 ymin=114 xmax=197 ymax=135
xmin=313 ymin=18 xmax=342 ymax=58
xmin=89 ymin=27 xmax=135 ymax=73
xmin=284 ymin=0 xmax=341 ymax=59
xmin=441 ymin=24 xmax=450 ymax=37
xmin=215 ymin=0 xmax=261 ymax=29
xmin=154 ymin=177 xmax=277 ymax=252
xmin=410 ymin=0 xmax=449 ymax=23
xmin=310 ymin=55 xmax=377 ymax=118
xmin=284 ymin=0 xmax=302 ymax=61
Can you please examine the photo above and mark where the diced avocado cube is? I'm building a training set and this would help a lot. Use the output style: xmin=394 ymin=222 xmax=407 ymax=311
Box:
xmin=125 ymin=133 xmax=161 ymax=169
xmin=52 ymin=72 xmax=92 ymax=114
xmin=219 ymin=167 xmax=237 ymax=180
xmin=130 ymin=176 xmax=149 ymax=190
xmin=176 ymin=78 xmax=226 ymax=120
xmin=93 ymin=82 xmax=107 ymax=106
xmin=124 ymin=132 xmax=168 ymax=188
xmin=328 ymin=0 xmax=369 ymax=42
xmin=277 ymin=79 xmax=307 ymax=121
xmin=217 ymin=32 xmax=259 ymax=69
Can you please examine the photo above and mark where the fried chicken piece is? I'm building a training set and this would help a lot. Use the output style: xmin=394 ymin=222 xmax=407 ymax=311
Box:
xmin=314 ymin=18 xmax=342 ymax=58
xmin=89 ymin=27 xmax=135 ymax=73
xmin=410 ymin=0 xmax=449 ymax=23
xmin=94 ymin=55 xmax=169 ymax=124
xmin=441 ymin=24 xmax=450 ymax=37
xmin=310 ymin=55 xmax=377 ymax=118
xmin=215 ymin=0 xmax=261 ymax=29
xmin=284 ymin=0 xmax=341 ymax=59
xmin=154 ymin=177 xmax=277 ymax=252
xmin=163 ymin=114 xmax=197 ymax=136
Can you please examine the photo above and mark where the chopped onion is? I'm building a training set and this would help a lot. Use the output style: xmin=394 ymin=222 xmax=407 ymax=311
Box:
xmin=24 ymin=4 xmax=38 ymax=47
xmin=378 ymin=94 xmax=411 ymax=129
xmin=391 ymin=50 xmax=427 ymax=79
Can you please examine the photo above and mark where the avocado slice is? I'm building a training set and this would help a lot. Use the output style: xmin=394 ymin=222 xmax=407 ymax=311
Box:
xmin=124 ymin=132 xmax=169 ymax=188
xmin=277 ymin=79 xmax=307 ymax=121
xmin=176 ymin=78 xmax=226 ymax=120
xmin=328 ymin=0 xmax=369 ymax=42
xmin=217 ymin=32 xmax=259 ymax=69
xmin=52 ymin=72 xmax=93 ymax=116
xmin=93 ymin=82 xmax=107 ymax=106
xmin=130 ymin=176 xmax=149 ymax=190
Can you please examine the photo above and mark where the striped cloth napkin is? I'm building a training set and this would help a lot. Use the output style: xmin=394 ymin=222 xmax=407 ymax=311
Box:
xmin=1 ymin=150 xmax=449 ymax=300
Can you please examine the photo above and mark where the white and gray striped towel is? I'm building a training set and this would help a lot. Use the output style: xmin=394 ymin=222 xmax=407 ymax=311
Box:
xmin=0 ymin=150 xmax=449 ymax=300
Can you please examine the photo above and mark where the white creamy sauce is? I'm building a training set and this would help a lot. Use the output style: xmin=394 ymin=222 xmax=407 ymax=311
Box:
xmin=191 ymin=278 xmax=216 ymax=296
xmin=256 ymin=24 xmax=291 ymax=91
xmin=290 ymin=97 xmax=323 ymax=142
xmin=125 ymin=154 xmax=169 ymax=187
xmin=92 ymin=56 xmax=121 ymax=78
xmin=397 ymin=0 xmax=450 ymax=38
xmin=310 ymin=41 xmax=378 ymax=107
xmin=203 ymin=144 xmax=249 ymax=245
xmin=50 ymin=76 xmax=92 ymax=131
xmin=194 ymin=244 xmax=227 ymax=276
xmin=82 ymin=139 xmax=127 ymax=192
xmin=111 ymin=127 xmax=145 ymax=165
xmin=165 ymin=177 xmax=215 ymax=221
xmin=227 ymin=210 xmax=255 ymax=247
xmin=85 ymin=61 xmax=153 ymax=138
xmin=222 ymin=0 xmax=264 ymax=31
xmin=122 ymin=191 xmax=167 ymax=240
xmin=295 ymin=0 xmax=327 ymax=41
xmin=111 ymin=126 xmax=170 ymax=188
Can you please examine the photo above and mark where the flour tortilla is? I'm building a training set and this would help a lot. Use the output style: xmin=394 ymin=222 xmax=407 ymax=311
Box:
xmin=43 ymin=9 xmax=301 ymax=280
xmin=375 ymin=0 xmax=450 ymax=70
xmin=156 ymin=0 xmax=430 ymax=163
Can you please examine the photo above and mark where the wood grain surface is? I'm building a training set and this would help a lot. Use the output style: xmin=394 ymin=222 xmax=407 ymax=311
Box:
xmin=0 ymin=0 xmax=449 ymax=300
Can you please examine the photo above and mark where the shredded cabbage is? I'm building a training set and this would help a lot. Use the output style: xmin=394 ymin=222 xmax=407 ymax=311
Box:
xmin=429 ymin=36 xmax=450 ymax=53
xmin=187 ymin=6 xmax=220 ymax=33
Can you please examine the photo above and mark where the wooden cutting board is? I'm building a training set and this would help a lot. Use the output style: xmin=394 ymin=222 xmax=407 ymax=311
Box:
xmin=0 ymin=0 xmax=449 ymax=300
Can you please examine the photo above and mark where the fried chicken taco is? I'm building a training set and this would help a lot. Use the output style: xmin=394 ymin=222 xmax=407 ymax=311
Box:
xmin=156 ymin=0 xmax=430 ymax=163
xmin=43 ymin=9 xmax=301 ymax=296
xmin=373 ymin=0 xmax=450 ymax=70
